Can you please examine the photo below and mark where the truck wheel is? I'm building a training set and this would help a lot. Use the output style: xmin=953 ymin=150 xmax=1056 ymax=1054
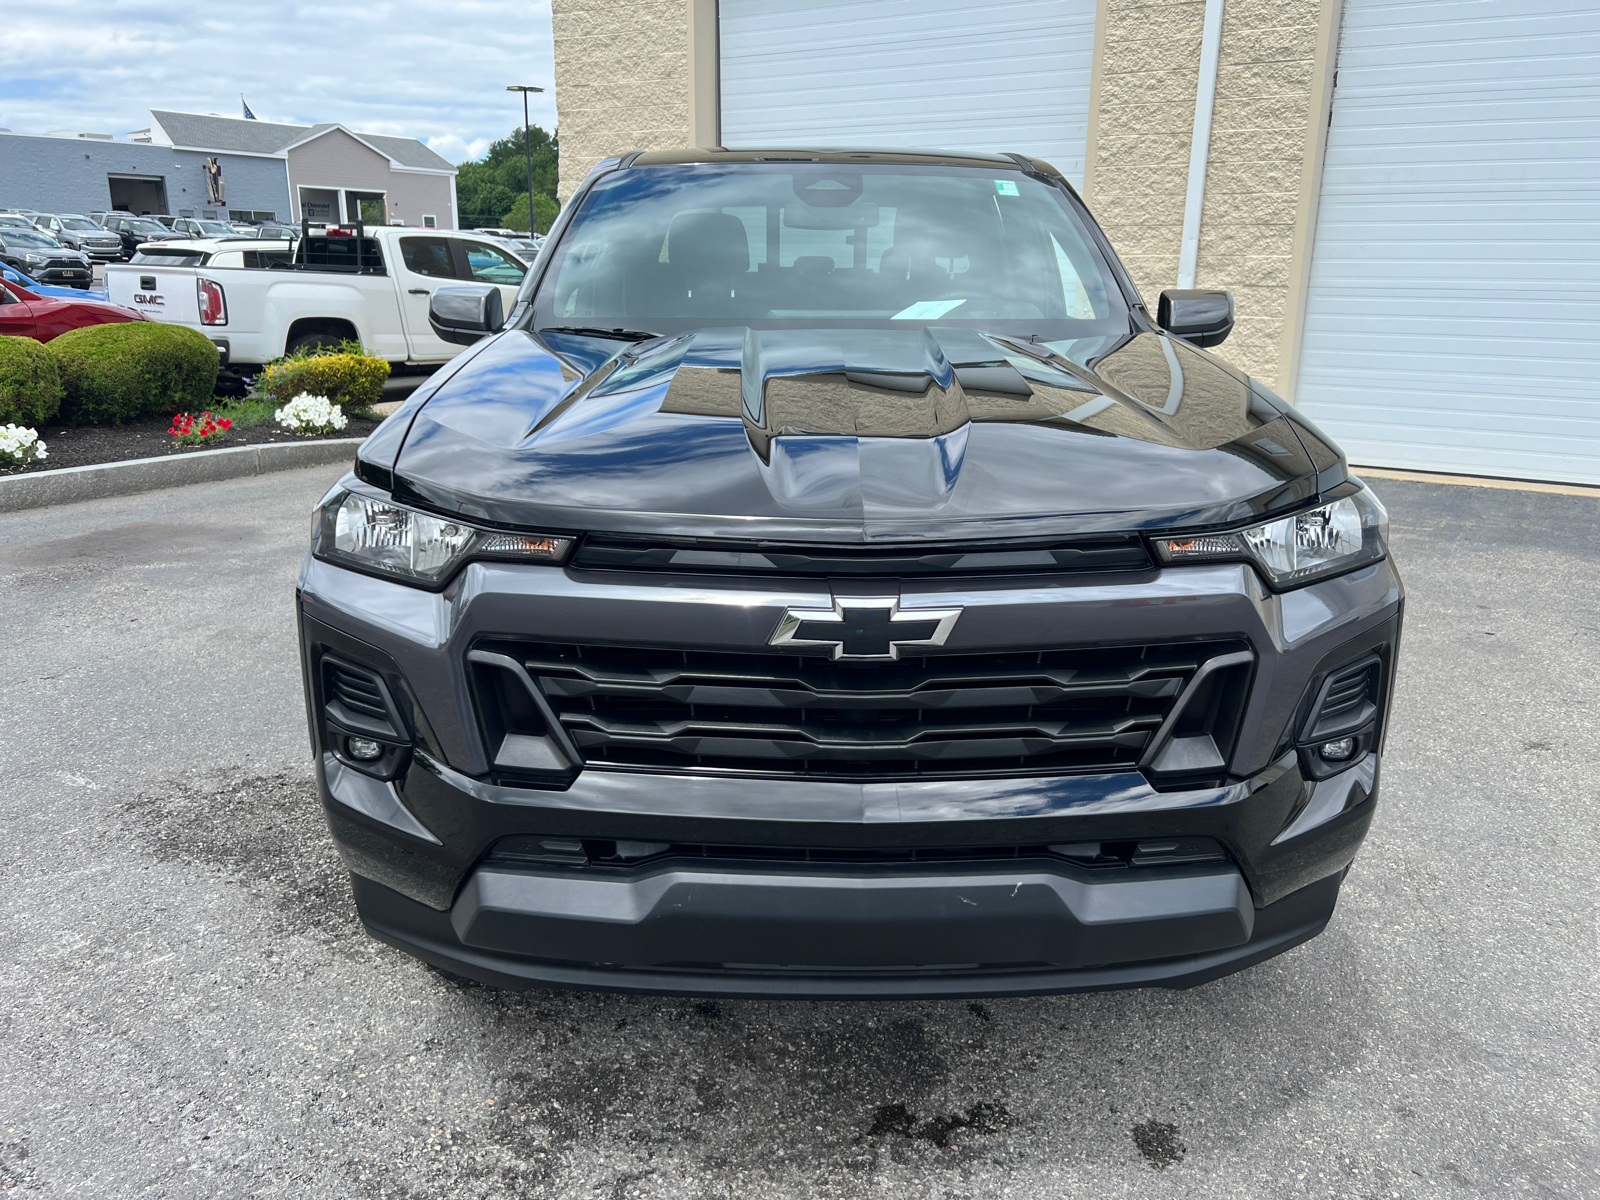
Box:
xmin=286 ymin=332 xmax=343 ymax=356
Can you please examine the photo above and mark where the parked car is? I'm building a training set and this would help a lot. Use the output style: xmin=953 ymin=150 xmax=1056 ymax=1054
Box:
xmin=166 ymin=216 xmax=242 ymax=240
xmin=0 ymin=228 xmax=95 ymax=289
xmin=480 ymin=233 xmax=544 ymax=261
xmin=31 ymin=214 xmax=124 ymax=261
xmin=250 ymin=224 xmax=299 ymax=242
xmin=101 ymin=215 xmax=182 ymax=259
xmin=0 ymin=213 xmax=35 ymax=229
xmin=1 ymin=262 xmax=108 ymax=301
xmin=88 ymin=210 xmax=134 ymax=228
xmin=0 ymin=276 xmax=142 ymax=341
xmin=296 ymin=148 xmax=1404 ymax=998
xmin=471 ymin=226 xmax=521 ymax=239
xmin=106 ymin=226 xmax=529 ymax=367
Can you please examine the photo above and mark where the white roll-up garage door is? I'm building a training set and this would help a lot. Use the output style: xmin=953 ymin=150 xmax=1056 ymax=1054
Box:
xmin=718 ymin=0 xmax=1099 ymax=187
xmin=1295 ymin=0 xmax=1600 ymax=484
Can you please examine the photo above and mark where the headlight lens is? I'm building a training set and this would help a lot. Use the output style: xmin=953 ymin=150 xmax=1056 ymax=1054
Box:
xmin=1153 ymin=486 xmax=1387 ymax=588
xmin=23 ymin=252 xmax=48 ymax=264
xmin=315 ymin=489 xmax=572 ymax=586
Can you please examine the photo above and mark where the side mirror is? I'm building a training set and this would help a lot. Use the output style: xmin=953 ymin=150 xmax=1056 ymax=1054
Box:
xmin=429 ymin=284 xmax=504 ymax=345
xmin=1158 ymin=289 xmax=1234 ymax=348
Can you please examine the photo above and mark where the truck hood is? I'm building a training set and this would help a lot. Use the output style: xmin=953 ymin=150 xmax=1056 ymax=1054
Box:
xmin=373 ymin=326 xmax=1345 ymax=542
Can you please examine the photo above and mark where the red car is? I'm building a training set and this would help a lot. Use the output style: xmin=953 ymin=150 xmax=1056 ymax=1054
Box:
xmin=0 ymin=277 xmax=144 ymax=342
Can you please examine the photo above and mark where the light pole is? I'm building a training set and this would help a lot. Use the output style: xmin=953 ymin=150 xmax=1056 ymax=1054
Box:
xmin=506 ymin=85 xmax=545 ymax=233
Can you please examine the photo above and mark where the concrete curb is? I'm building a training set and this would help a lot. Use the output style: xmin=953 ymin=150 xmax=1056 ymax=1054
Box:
xmin=0 ymin=438 xmax=365 ymax=514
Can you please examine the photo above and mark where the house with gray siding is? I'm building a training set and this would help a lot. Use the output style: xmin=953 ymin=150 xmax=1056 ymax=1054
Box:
xmin=149 ymin=111 xmax=458 ymax=228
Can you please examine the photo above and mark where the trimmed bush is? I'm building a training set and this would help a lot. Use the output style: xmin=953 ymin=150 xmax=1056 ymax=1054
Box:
xmin=49 ymin=322 xmax=219 ymax=425
xmin=260 ymin=352 xmax=390 ymax=410
xmin=0 ymin=335 xmax=64 ymax=426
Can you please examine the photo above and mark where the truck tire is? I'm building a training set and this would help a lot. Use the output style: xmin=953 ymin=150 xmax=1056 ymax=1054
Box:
xmin=286 ymin=331 xmax=344 ymax=356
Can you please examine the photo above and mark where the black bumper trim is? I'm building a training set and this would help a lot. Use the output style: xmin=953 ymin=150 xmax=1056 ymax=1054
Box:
xmin=352 ymin=869 xmax=1343 ymax=998
xmin=451 ymin=860 xmax=1254 ymax=969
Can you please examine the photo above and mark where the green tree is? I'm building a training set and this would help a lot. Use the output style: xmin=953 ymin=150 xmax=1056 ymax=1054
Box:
xmin=502 ymin=191 xmax=561 ymax=234
xmin=456 ymin=125 xmax=559 ymax=230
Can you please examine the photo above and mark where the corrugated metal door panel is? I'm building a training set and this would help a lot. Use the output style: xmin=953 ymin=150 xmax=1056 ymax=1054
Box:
xmin=719 ymin=0 xmax=1098 ymax=186
xmin=1295 ymin=0 xmax=1600 ymax=484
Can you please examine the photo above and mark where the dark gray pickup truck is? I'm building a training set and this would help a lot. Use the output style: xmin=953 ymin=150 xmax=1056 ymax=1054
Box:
xmin=297 ymin=148 xmax=1402 ymax=997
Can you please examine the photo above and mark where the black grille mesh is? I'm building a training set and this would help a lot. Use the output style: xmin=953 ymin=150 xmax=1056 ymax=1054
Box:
xmin=326 ymin=662 xmax=388 ymax=722
xmin=510 ymin=639 xmax=1248 ymax=780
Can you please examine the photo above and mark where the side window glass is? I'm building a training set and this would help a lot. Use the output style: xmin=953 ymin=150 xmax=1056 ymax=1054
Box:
xmin=460 ymin=240 xmax=526 ymax=285
xmin=400 ymin=236 xmax=456 ymax=279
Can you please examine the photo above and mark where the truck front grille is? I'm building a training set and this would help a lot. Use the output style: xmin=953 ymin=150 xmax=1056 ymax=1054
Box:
xmin=510 ymin=638 xmax=1249 ymax=780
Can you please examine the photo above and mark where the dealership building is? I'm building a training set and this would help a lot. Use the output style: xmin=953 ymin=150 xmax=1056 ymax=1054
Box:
xmin=0 ymin=110 xmax=458 ymax=230
xmin=551 ymin=0 xmax=1600 ymax=486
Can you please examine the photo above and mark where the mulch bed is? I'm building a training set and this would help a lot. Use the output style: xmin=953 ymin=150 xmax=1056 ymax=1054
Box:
xmin=0 ymin=412 xmax=381 ymax=476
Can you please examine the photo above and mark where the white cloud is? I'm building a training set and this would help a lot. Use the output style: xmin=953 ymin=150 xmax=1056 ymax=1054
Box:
xmin=424 ymin=134 xmax=493 ymax=164
xmin=0 ymin=0 xmax=557 ymax=164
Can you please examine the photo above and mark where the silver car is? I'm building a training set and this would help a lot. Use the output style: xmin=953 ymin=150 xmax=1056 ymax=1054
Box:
xmin=33 ymin=214 xmax=125 ymax=261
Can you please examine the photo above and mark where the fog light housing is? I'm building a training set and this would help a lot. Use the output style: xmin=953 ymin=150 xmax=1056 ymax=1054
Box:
xmin=346 ymin=736 xmax=384 ymax=761
xmin=1318 ymin=736 xmax=1356 ymax=763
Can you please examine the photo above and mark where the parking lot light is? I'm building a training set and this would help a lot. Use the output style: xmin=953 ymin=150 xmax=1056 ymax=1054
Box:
xmin=506 ymin=84 xmax=545 ymax=235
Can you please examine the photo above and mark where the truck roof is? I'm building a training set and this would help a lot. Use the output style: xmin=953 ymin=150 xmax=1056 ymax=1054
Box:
xmin=629 ymin=147 xmax=1060 ymax=175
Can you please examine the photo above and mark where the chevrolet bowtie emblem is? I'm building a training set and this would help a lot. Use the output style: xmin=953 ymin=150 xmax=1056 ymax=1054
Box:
xmin=769 ymin=597 xmax=962 ymax=660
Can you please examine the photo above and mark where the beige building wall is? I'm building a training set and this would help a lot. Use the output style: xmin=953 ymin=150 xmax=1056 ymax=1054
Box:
xmin=1085 ymin=0 xmax=1209 ymax=309
xmin=1086 ymin=0 xmax=1336 ymax=389
xmin=1197 ymin=0 xmax=1329 ymax=388
xmin=552 ymin=0 xmax=693 ymax=200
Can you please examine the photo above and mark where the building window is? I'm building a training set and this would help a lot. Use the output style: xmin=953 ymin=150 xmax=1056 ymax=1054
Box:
xmin=422 ymin=214 xmax=437 ymax=229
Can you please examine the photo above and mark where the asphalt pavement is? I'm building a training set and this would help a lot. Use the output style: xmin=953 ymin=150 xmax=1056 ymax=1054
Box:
xmin=0 ymin=466 xmax=1595 ymax=1199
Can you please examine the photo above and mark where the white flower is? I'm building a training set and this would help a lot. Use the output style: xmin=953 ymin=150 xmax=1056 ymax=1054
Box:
xmin=0 ymin=423 xmax=45 ymax=466
xmin=274 ymin=392 xmax=348 ymax=434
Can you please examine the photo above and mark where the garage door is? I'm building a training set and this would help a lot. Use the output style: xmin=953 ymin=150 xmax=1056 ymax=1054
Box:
xmin=1295 ymin=0 xmax=1600 ymax=484
xmin=719 ymin=0 xmax=1098 ymax=186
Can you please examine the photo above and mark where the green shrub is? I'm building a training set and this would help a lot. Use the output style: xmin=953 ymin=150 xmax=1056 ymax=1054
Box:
xmin=49 ymin=322 xmax=219 ymax=425
xmin=259 ymin=351 xmax=390 ymax=409
xmin=0 ymin=335 xmax=64 ymax=426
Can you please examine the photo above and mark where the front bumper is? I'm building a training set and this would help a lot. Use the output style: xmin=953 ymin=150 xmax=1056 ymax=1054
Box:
xmin=31 ymin=266 xmax=93 ymax=286
xmin=298 ymin=519 xmax=1402 ymax=997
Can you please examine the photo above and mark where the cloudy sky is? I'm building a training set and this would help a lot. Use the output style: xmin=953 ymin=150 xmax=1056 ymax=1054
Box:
xmin=0 ymin=1 xmax=557 ymax=165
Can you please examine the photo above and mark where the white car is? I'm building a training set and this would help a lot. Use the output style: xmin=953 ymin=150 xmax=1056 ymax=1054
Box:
xmin=104 ymin=226 xmax=531 ymax=368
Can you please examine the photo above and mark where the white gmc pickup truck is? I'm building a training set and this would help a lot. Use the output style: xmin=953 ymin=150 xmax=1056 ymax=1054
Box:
xmin=104 ymin=226 xmax=530 ymax=368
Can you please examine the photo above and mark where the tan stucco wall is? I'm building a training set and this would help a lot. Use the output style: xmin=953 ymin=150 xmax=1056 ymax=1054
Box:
xmin=1088 ymin=0 xmax=1326 ymax=388
xmin=1197 ymin=0 xmax=1325 ymax=387
xmin=552 ymin=0 xmax=693 ymax=200
xmin=1088 ymin=0 xmax=1208 ymax=310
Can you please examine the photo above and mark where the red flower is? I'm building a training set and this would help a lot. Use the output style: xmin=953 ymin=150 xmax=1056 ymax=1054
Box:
xmin=219 ymin=419 xmax=233 ymax=430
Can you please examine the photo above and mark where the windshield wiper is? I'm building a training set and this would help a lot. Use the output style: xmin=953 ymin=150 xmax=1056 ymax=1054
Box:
xmin=539 ymin=326 xmax=662 ymax=342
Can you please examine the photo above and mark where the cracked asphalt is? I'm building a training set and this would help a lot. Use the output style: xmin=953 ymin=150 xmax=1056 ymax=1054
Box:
xmin=1 ymin=465 xmax=1595 ymax=1198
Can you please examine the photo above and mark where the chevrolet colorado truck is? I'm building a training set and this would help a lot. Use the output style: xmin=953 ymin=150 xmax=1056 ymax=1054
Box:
xmin=297 ymin=148 xmax=1402 ymax=998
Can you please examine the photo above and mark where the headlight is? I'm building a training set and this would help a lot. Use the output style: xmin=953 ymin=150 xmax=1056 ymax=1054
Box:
xmin=1152 ymin=486 xmax=1388 ymax=589
xmin=23 ymin=252 xmax=48 ymax=264
xmin=313 ymin=488 xmax=573 ymax=587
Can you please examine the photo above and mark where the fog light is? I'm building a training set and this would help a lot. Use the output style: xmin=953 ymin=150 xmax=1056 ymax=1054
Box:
xmin=1318 ymin=737 xmax=1356 ymax=762
xmin=347 ymin=737 xmax=383 ymax=761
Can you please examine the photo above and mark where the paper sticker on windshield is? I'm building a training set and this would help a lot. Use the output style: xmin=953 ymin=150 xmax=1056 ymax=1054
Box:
xmin=891 ymin=299 xmax=967 ymax=320
xmin=995 ymin=180 xmax=1020 ymax=196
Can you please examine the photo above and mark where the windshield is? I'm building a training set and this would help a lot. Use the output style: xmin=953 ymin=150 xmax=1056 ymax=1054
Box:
xmin=196 ymin=221 xmax=236 ymax=236
xmin=128 ymin=219 xmax=168 ymax=234
xmin=2 ymin=229 xmax=60 ymax=248
xmin=530 ymin=163 xmax=1127 ymax=336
